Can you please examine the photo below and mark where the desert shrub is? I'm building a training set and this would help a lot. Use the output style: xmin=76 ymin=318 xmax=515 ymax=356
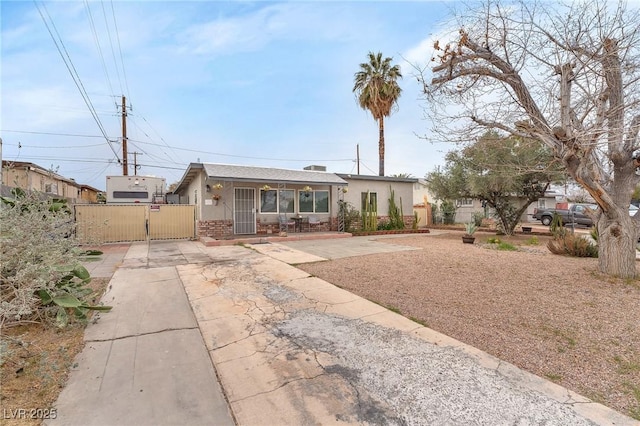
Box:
xmin=338 ymin=201 xmax=361 ymax=232
xmin=550 ymin=212 xmax=566 ymax=238
xmin=496 ymin=242 xmax=517 ymax=251
xmin=377 ymin=219 xmax=393 ymax=230
xmin=525 ymin=236 xmax=539 ymax=245
xmin=547 ymin=233 xmax=598 ymax=258
xmin=0 ymin=190 xmax=109 ymax=327
xmin=487 ymin=237 xmax=502 ymax=244
xmin=441 ymin=200 xmax=456 ymax=224
xmin=472 ymin=212 xmax=484 ymax=227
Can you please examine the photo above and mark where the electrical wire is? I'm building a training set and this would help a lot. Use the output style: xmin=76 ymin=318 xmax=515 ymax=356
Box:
xmin=84 ymin=0 xmax=115 ymax=98
xmin=33 ymin=0 xmax=121 ymax=163
xmin=126 ymin=138 xmax=353 ymax=162
xmin=109 ymin=0 xmax=130 ymax=99
xmin=1 ymin=130 xmax=106 ymax=138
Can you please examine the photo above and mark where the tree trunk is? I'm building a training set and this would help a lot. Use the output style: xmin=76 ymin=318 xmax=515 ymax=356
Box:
xmin=596 ymin=216 xmax=638 ymax=279
xmin=378 ymin=116 xmax=385 ymax=176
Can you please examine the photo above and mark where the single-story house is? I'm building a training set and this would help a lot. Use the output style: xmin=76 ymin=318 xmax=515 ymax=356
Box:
xmin=79 ymin=184 xmax=103 ymax=204
xmin=171 ymin=163 xmax=417 ymax=239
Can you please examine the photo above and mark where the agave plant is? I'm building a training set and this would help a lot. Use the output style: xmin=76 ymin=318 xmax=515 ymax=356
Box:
xmin=464 ymin=222 xmax=478 ymax=236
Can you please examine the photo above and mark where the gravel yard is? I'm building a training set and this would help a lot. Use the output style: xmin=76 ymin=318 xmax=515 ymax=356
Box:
xmin=297 ymin=231 xmax=640 ymax=419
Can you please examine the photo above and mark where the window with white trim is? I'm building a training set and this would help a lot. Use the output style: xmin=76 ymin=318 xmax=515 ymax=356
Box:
xmin=299 ymin=190 xmax=329 ymax=213
xmin=279 ymin=189 xmax=295 ymax=213
xmin=457 ymin=198 xmax=473 ymax=207
xmin=260 ymin=189 xmax=297 ymax=213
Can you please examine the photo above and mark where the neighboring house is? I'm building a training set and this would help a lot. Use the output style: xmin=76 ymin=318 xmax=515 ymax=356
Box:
xmin=79 ymin=184 xmax=103 ymax=204
xmin=171 ymin=163 xmax=417 ymax=239
xmin=453 ymin=198 xmax=486 ymax=224
xmin=1 ymin=161 xmax=82 ymax=202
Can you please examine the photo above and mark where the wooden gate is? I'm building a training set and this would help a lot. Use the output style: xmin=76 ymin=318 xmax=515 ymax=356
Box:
xmin=75 ymin=204 xmax=196 ymax=244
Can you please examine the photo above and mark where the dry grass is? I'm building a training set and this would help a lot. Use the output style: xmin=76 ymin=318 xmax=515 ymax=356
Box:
xmin=298 ymin=231 xmax=640 ymax=420
xmin=0 ymin=278 xmax=109 ymax=425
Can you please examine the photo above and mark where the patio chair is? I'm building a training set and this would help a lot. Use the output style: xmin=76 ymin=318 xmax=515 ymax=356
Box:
xmin=278 ymin=215 xmax=295 ymax=233
xmin=308 ymin=215 xmax=321 ymax=231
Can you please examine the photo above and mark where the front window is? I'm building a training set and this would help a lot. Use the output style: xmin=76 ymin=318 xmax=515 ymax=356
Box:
xmin=299 ymin=190 xmax=329 ymax=213
xmin=260 ymin=189 xmax=278 ymax=213
xmin=457 ymin=198 xmax=473 ymax=207
xmin=260 ymin=188 xmax=297 ymax=213
xmin=279 ymin=189 xmax=295 ymax=213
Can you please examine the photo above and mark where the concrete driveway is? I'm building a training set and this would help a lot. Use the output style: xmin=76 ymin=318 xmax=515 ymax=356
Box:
xmin=52 ymin=239 xmax=636 ymax=425
xmin=183 ymin=240 xmax=633 ymax=425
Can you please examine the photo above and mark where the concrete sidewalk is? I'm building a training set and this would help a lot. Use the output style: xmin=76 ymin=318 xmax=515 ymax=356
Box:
xmin=51 ymin=238 xmax=637 ymax=425
xmin=49 ymin=241 xmax=234 ymax=426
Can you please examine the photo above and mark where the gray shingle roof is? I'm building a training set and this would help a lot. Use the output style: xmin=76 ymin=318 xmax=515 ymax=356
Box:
xmin=203 ymin=163 xmax=347 ymax=185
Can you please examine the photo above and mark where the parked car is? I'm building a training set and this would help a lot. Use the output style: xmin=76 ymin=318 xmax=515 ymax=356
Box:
xmin=532 ymin=203 xmax=597 ymax=227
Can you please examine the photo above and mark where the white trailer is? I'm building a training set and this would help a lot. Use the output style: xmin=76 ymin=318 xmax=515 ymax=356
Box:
xmin=106 ymin=175 xmax=166 ymax=204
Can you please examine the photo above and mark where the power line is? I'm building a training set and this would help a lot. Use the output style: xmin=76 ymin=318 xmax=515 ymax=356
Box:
xmin=127 ymin=138 xmax=353 ymax=162
xmin=1 ymin=129 xmax=107 ymax=138
xmin=109 ymin=0 xmax=130 ymax=99
xmin=2 ymin=141 xmax=107 ymax=149
xmin=3 ymin=129 xmax=354 ymax=162
xmin=33 ymin=0 xmax=121 ymax=163
xmin=84 ymin=0 xmax=114 ymax=98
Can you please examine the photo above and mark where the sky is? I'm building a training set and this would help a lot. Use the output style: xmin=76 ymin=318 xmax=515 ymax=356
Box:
xmin=1 ymin=0 xmax=452 ymax=191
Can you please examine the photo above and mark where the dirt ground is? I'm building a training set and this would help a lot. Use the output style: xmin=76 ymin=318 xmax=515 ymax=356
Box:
xmin=0 ymin=278 xmax=109 ymax=426
xmin=298 ymin=231 xmax=640 ymax=420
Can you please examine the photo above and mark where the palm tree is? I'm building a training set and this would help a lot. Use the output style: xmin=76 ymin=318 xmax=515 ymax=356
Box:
xmin=353 ymin=51 xmax=402 ymax=176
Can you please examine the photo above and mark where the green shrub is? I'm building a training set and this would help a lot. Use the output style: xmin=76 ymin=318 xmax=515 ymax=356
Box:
xmin=550 ymin=212 xmax=566 ymax=238
xmin=472 ymin=212 xmax=484 ymax=227
xmin=441 ymin=200 xmax=456 ymax=224
xmin=377 ymin=219 xmax=394 ymax=230
xmin=496 ymin=242 xmax=517 ymax=251
xmin=525 ymin=236 xmax=539 ymax=245
xmin=487 ymin=237 xmax=502 ymax=244
xmin=338 ymin=201 xmax=361 ymax=232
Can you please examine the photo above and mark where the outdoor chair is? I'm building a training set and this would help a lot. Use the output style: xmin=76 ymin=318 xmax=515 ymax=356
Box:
xmin=278 ymin=215 xmax=295 ymax=233
xmin=308 ymin=215 xmax=321 ymax=231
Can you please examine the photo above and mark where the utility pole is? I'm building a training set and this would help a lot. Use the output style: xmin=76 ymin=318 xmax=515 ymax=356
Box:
xmin=356 ymin=144 xmax=360 ymax=175
xmin=131 ymin=151 xmax=143 ymax=175
xmin=121 ymin=95 xmax=128 ymax=176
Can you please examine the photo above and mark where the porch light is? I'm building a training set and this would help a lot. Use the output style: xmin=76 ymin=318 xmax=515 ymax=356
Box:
xmin=213 ymin=183 xmax=223 ymax=190
xmin=261 ymin=184 xmax=272 ymax=191
xmin=302 ymin=185 xmax=312 ymax=192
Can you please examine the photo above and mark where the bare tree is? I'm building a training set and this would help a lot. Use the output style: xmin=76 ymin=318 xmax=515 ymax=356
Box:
xmin=420 ymin=0 xmax=640 ymax=278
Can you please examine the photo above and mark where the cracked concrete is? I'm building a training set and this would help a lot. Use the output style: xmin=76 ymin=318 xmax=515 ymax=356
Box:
xmin=51 ymin=239 xmax=637 ymax=425
xmin=181 ymin=241 xmax=637 ymax=426
xmin=48 ymin=241 xmax=234 ymax=426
